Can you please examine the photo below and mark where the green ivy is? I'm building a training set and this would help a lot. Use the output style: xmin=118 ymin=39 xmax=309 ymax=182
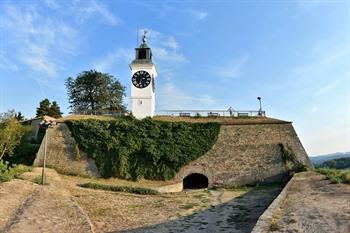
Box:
xmin=66 ymin=117 xmax=220 ymax=180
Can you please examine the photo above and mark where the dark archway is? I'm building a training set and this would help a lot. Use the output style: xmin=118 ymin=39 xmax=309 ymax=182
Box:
xmin=183 ymin=173 xmax=209 ymax=189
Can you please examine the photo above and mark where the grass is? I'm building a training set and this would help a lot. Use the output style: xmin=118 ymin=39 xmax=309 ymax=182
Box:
xmin=316 ymin=168 xmax=350 ymax=184
xmin=78 ymin=182 xmax=159 ymax=195
xmin=0 ymin=161 xmax=32 ymax=182
xmin=180 ymin=203 xmax=198 ymax=210
xmin=33 ymin=175 xmax=49 ymax=185
xmin=269 ymin=222 xmax=280 ymax=231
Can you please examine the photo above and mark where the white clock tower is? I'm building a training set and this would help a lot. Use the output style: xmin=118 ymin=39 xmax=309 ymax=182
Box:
xmin=130 ymin=31 xmax=157 ymax=119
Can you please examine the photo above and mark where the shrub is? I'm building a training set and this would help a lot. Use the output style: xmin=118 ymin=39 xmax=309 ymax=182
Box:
xmin=0 ymin=160 xmax=32 ymax=182
xmin=66 ymin=117 xmax=220 ymax=180
xmin=280 ymin=144 xmax=307 ymax=172
xmin=316 ymin=168 xmax=350 ymax=184
xmin=79 ymin=182 xmax=159 ymax=195
xmin=74 ymin=144 xmax=81 ymax=161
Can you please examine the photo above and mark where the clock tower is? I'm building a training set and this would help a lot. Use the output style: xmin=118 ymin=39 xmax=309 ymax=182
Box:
xmin=130 ymin=31 xmax=157 ymax=119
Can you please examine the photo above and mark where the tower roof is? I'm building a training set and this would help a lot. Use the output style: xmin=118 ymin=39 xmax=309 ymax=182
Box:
xmin=132 ymin=30 xmax=153 ymax=64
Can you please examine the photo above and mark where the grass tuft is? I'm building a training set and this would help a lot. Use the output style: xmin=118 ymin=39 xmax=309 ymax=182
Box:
xmin=316 ymin=168 xmax=350 ymax=184
xmin=78 ymin=182 xmax=159 ymax=195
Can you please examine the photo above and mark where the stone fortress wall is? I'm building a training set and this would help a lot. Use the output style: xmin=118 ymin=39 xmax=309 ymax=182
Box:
xmin=174 ymin=122 xmax=313 ymax=187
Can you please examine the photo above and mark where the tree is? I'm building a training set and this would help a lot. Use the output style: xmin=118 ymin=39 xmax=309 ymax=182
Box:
xmin=36 ymin=99 xmax=62 ymax=118
xmin=15 ymin=112 xmax=24 ymax=121
xmin=0 ymin=111 xmax=25 ymax=160
xmin=49 ymin=101 xmax=63 ymax=118
xmin=66 ymin=70 xmax=126 ymax=115
xmin=36 ymin=99 xmax=51 ymax=117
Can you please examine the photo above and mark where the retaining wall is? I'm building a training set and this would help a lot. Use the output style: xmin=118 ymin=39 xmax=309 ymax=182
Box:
xmin=175 ymin=123 xmax=312 ymax=187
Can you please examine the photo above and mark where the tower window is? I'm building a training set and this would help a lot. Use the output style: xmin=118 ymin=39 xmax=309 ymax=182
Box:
xmin=138 ymin=100 xmax=143 ymax=105
xmin=138 ymin=50 xmax=146 ymax=59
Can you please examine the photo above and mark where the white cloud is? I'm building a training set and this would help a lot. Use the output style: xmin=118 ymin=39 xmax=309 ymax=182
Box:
xmin=0 ymin=3 xmax=79 ymax=77
xmin=94 ymin=48 xmax=133 ymax=72
xmin=187 ymin=9 xmax=208 ymax=20
xmin=162 ymin=36 xmax=179 ymax=50
xmin=73 ymin=0 xmax=121 ymax=26
xmin=314 ymin=78 xmax=345 ymax=96
xmin=0 ymin=51 xmax=18 ymax=71
xmin=139 ymin=28 xmax=187 ymax=65
xmin=156 ymin=69 xmax=215 ymax=110
xmin=214 ymin=55 xmax=249 ymax=79
xmin=152 ymin=47 xmax=186 ymax=63
xmin=157 ymin=82 xmax=215 ymax=110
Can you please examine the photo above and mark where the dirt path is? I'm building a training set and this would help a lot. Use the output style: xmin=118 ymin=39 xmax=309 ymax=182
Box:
xmin=269 ymin=172 xmax=350 ymax=233
xmin=1 ymin=169 xmax=282 ymax=233
xmin=119 ymin=186 xmax=282 ymax=233
xmin=0 ymin=179 xmax=36 ymax=230
xmin=1 ymin=168 xmax=93 ymax=233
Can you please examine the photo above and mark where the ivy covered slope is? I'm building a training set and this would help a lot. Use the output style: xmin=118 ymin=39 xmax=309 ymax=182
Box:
xmin=66 ymin=117 xmax=220 ymax=180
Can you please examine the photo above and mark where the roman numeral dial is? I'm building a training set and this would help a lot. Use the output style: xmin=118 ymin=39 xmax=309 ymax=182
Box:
xmin=132 ymin=70 xmax=151 ymax=88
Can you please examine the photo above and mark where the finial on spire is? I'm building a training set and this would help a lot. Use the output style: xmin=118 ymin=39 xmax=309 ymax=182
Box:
xmin=142 ymin=30 xmax=147 ymax=44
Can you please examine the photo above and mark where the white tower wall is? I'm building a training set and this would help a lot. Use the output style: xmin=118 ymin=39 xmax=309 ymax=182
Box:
xmin=130 ymin=62 xmax=157 ymax=119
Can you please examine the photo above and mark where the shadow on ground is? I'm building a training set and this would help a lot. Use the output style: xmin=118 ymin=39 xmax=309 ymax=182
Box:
xmin=116 ymin=185 xmax=282 ymax=233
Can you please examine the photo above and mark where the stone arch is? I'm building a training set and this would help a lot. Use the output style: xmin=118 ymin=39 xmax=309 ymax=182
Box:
xmin=183 ymin=173 xmax=209 ymax=189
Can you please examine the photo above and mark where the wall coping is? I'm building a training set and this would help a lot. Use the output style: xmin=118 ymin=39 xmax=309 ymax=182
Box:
xmin=251 ymin=172 xmax=306 ymax=232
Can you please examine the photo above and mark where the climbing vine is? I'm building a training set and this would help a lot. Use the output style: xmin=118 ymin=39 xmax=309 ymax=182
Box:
xmin=66 ymin=117 xmax=220 ymax=180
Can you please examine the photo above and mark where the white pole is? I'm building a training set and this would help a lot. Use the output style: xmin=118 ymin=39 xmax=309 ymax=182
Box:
xmin=41 ymin=126 xmax=48 ymax=185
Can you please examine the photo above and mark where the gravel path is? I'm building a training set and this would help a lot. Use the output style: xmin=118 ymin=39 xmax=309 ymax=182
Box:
xmin=1 ymin=168 xmax=94 ymax=233
xmin=121 ymin=186 xmax=282 ymax=233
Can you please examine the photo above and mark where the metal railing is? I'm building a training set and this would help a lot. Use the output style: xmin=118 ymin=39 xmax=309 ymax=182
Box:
xmin=157 ymin=110 xmax=266 ymax=117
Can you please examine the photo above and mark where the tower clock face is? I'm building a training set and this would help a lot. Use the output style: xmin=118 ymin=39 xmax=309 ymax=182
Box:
xmin=132 ymin=70 xmax=151 ymax=88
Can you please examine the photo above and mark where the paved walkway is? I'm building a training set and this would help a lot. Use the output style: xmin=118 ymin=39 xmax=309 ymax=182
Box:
xmin=1 ymin=168 xmax=94 ymax=233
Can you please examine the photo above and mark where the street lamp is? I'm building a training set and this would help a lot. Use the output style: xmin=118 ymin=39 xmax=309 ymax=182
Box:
xmin=257 ymin=97 xmax=262 ymax=116
xmin=40 ymin=120 xmax=52 ymax=185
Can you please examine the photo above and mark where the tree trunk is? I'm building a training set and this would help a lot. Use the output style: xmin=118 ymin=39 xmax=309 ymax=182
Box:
xmin=0 ymin=144 xmax=7 ymax=161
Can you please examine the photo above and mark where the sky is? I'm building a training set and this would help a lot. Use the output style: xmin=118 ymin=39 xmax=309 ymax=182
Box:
xmin=0 ymin=0 xmax=349 ymax=156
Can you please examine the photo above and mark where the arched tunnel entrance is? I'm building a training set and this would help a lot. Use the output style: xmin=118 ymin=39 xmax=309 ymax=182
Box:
xmin=183 ymin=173 xmax=209 ymax=189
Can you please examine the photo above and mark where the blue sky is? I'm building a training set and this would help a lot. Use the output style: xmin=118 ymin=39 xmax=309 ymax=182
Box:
xmin=0 ymin=0 xmax=349 ymax=155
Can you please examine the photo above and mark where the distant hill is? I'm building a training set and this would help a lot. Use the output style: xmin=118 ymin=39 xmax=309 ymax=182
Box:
xmin=310 ymin=152 xmax=350 ymax=166
xmin=317 ymin=157 xmax=350 ymax=169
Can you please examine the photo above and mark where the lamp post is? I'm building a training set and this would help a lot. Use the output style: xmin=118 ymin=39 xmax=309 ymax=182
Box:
xmin=257 ymin=97 xmax=262 ymax=116
xmin=40 ymin=121 xmax=52 ymax=185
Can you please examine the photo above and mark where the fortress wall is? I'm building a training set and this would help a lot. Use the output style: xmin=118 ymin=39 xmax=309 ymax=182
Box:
xmin=34 ymin=123 xmax=99 ymax=177
xmin=175 ymin=123 xmax=312 ymax=187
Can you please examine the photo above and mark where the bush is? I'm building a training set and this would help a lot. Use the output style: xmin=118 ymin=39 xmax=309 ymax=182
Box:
xmin=3 ymin=125 xmax=41 ymax=166
xmin=74 ymin=144 xmax=81 ymax=161
xmin=66 ymin=117 xmax=220 ymax=180
xmin=79 ymin=182 xmax=159 ymax=195
xmin=316 ymin=168 xmax=350 ymax=184
xmin=0 ymin=160 xmax=32 ymax=182
xmin=280 ymin=144 xmax=307 ymax=172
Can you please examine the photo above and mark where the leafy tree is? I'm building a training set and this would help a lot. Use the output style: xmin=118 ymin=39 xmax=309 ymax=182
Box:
xmin=36 ymin=98 xmax=51 ymax=117
xmin=36 ymin=98 xmax=62 ymax=118
xmin=48 ymin=101 xmax=63 ymax=118
xmin=15 ymin=112 xmax=24 ymax=121
xmin=0 ymin=111 xmax=25 ymax=160
xmin=66 ymin=70 xmax=126 ymax=115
